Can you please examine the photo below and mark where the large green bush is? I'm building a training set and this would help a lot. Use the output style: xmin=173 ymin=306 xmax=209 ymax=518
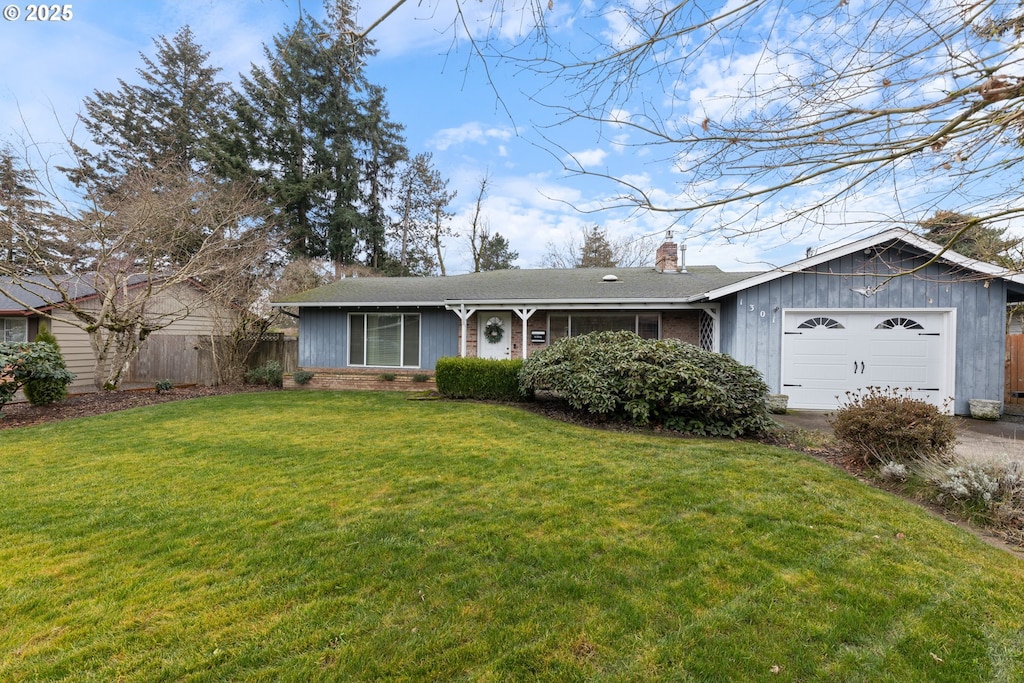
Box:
xmin=828 ymin=387 xmax=957 ymax=465
xmin=0 ymin=341 xmax=75 ymax=411
xmin=23 ymin=323 xmax=71 ymax=406
xmin=435 ymin=357 xmax=526 ymax=401
xmin=520 ymin=331 xmax=772 ymax=437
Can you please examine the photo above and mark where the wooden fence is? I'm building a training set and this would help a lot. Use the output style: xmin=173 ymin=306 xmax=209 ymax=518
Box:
xmin=127 ymin=334 xmax=298 ymax=386
xmin=128 ymin=335 xmax=215 ymax=386
xmin=249 ymin=335 xmax=298 ymax=374
xmin=1005 ymin=334 xmax=1024 ymax=410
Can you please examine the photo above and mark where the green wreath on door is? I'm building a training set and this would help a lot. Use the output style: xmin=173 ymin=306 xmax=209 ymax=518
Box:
xmin=484 ymin=317 xmax=505 ymax=344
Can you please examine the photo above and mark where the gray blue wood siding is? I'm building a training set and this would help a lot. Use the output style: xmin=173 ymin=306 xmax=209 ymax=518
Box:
xmin=298 ymin=307 xmax=459 ymax=370
xmin=719 ymin=247 xmax=1007 ymax=414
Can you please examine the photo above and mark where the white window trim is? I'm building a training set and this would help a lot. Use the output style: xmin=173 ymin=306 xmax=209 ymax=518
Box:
xmin=348 ymin=312 xmax=421 ymax=368
xmin=1 ymin=317 xmax=28 ymax=343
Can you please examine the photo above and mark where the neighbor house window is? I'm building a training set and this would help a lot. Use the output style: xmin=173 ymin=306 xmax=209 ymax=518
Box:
xmin=1 ymin=317 xmax=27 ymax=342
xmin=548 ymin=313 xmax=660 ymax=340
xmin=349 ymin=313 xmax=420 ymax=367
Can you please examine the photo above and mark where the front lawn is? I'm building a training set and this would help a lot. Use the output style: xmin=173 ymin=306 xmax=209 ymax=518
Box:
xmin=2 ymin=391 xmax=1023 ymax=681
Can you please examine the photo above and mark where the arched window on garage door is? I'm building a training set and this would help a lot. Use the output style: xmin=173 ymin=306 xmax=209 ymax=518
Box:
xmin=797 ymin=316 xmax=845 ymax=329
xmin=875 ymin=317 xmax=924 ymax=330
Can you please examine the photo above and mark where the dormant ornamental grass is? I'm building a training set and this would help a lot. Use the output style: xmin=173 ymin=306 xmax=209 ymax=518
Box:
xmin=2 ymin=391 xmax=1024 ymax=681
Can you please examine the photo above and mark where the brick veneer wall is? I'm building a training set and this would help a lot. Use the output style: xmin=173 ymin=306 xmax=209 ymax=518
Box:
xmin=459 ymin=313 xmax=535 ymax=360
xmin=282 ymin=368 xmax=436 ymax=392
xmin=662 ymin=310 xmax=701 ymax=345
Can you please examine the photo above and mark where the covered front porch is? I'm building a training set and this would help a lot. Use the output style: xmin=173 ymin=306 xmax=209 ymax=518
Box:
xmin=446 ymin=302 xmax=721 ymax=361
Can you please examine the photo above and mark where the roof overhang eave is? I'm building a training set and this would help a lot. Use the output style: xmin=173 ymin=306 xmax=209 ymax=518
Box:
xmin=445 ymin=297 xmax=711 ymax=310
xmin=270 ymin=300 xmax=447 ymax=308
xmin=702 ymin=228 xmax=1024 ymax=301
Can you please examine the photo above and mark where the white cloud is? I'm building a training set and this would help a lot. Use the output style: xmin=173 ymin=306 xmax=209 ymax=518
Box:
xmin=430 ymin=122 xmax=513 ymax=151
xmin=566 ymin=147 xmax=607 ymax=168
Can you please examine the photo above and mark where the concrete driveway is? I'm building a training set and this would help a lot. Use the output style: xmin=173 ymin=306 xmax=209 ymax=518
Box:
xmin=775 ymin=410 xmax=1024 ymax=463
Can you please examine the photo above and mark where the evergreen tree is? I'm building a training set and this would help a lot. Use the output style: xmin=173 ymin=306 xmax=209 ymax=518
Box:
xmin=360 ymin=85 xmax=407 ymax=270
xmin=919 ymin=211 xmax=1016 ymax=262
xmin=238 ymin=1 xmax=406 ymax=274
xmin=67 ymin=26 xmax=240 ymax=187
xmin=477 ymin=230 xmax=519 ymax=271
xmin=579 ymin=225 xmax=616 ymax=268
xmin=0 ymin=147 xmax=61 ymax=274
xmin=541 ymin=224 xmax=648 ymax=268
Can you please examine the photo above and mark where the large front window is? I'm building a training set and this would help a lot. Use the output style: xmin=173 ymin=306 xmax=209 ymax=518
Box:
xmin=549 ymin=313 xmax=660 ymax=340
xmin=349 ymin=313 xmax=420 ymax=367
xmin=1 ymin=317 xmax=27 ymax=342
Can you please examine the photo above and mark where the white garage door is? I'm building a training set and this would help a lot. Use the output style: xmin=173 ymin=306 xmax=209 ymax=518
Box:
xmin=781 ymin=309 xmax=954 ymax=411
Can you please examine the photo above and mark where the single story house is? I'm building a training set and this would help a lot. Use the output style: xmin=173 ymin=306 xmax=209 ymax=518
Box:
xmin=273 ymin=228 xmax=1024 ymax=415
xmin=1 ymin=275 xmax=236 ymax=390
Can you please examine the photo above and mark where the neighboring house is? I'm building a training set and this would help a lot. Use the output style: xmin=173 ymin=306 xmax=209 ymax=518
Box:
xmin=0 ymin=275 xmax=236 ymax=390
xmin=273 ymin=228 xmax=1024 ymax=415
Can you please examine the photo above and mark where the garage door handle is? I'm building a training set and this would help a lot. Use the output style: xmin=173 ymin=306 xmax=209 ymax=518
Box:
xmin=853 ymin=361 xmax=865 ymax=374
xmin=783 ymin=384 xmax=802 ymax=387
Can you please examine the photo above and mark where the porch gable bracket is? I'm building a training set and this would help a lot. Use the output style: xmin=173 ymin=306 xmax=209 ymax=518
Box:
xmin=513 ymin=307 xmax=538 ymax=358
xmin=451 ymin=304 xmax=477 ymax=358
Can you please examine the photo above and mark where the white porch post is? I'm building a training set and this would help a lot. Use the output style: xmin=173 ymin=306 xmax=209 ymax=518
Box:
xmin=452 ymin=304 xmax=477 ymax=357
xmin=513 ymin=308 xmax=537 ymax=359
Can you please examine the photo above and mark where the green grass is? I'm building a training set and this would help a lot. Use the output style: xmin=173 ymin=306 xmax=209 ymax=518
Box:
xmin=2 ymin=391 xmax=1024 ymax=681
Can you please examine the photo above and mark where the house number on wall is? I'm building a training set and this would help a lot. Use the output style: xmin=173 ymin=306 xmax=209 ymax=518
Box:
xmin=749 ymin=304 xmax=775 ymax=323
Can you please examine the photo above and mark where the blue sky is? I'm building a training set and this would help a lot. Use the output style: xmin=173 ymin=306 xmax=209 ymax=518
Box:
xmin=0 ymin=0 xmax=950 ymax=274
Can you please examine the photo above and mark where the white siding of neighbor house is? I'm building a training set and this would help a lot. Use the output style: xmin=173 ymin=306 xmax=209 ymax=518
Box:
xmin=719 ymin=247 xmax=1007 ymax=415
xmin=47 ymin=315 xmax=96 ymax=391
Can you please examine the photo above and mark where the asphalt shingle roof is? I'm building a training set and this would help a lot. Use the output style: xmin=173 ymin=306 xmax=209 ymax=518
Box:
xmin=0 ymin=275 xmax=93 ymax=313
xmin=273 ymin=266 xmax=759 ymax=307
xmin=0 ymin=274 xmax=156 ymax=314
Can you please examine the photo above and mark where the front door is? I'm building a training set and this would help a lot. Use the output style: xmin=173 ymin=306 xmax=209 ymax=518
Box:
xmin=478 ymin=313 xmax=512 ymax=360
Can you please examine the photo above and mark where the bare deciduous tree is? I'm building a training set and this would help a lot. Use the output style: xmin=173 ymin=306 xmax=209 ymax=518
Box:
xmin=541 ymin=224 xmax=657 ymax=269
xmin=360 ymin=1 xmax=1024 ymax=247
xmin=0 ymin=157 xmax=273 ymax=390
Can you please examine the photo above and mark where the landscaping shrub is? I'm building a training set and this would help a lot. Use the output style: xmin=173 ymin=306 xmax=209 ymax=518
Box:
xmin=828 ymin=387 xmax=957 ymax=465
xmin=0 ymin=341 xmax=75 ymax=411
xmin=378 ymin=372 xmax=397 ymax=382
xmin=435 ymin=357 xmax=526 ymax=401
xmin=155 ymin=379 xmax=174 ymax=394
xmin=22 ymin=324 xmax=72 ymax=406
xmin=244 ymin=360 xmax=283 ymax=388
xmin=519 ymin=331 xmax=772 ymax=437
xmin=920 ymin=460 xmax=1024 ymax=533
xmin=293 ymin=370 xmax=315 ymax=386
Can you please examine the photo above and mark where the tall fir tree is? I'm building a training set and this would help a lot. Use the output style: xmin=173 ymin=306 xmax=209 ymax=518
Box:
xmin=0 ymin=147 xmax=62 ymax=274
xmin=66 ymin=26 xmax=241 ymax=187
xmin=238 ymin=1 xmax=406 ymax=274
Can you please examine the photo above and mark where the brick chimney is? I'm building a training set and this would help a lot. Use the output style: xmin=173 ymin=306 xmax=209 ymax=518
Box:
xmin=655 ymin=231 xmax=686 ymax=273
